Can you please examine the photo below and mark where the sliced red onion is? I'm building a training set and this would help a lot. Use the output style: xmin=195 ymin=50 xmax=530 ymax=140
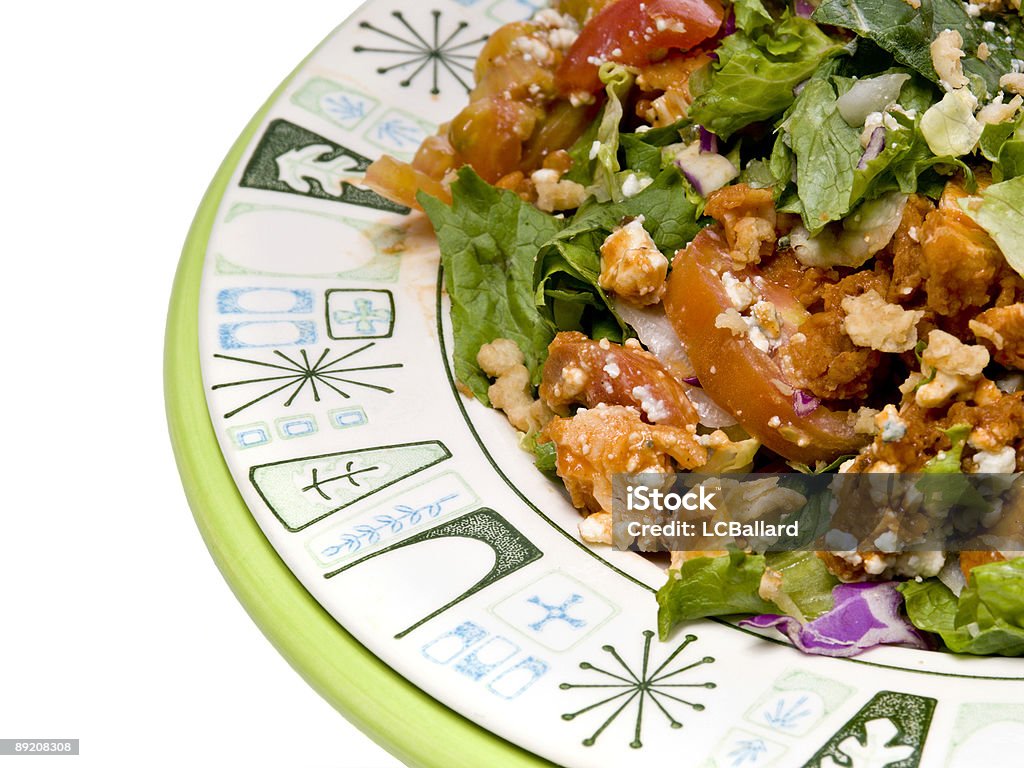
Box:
xmin=857 ymin=127 xmax=886 ymax=170
xmin=739 ymin=582 xmax=932 ymax=657
xmin=612 ymin=300 xmax=694 ymax=378
xmin=611 ymin=300 xmax=737 ymax=428
xmin=721 ymin=8 xmax=736 ymax=36
xmin=794 ymin=0 xmax=815 ymax=17
xmin=675 ymin=143 xmax=739 ymax=196
xmin=698 ymin=127 xmax=718 ymax=154
xmin=792 ymin=389 xmax=820 ymax=417
xmin=708 ymin=51 xmax=719 ymax=62
xmin=684 ymin=385 xmax=738 ymax=428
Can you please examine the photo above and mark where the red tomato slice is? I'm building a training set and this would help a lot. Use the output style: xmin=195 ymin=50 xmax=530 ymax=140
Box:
xmin=556 ymin=0 xmax=725 ymax=94
xmin=664 ymin=229 xmax=869 ymax=465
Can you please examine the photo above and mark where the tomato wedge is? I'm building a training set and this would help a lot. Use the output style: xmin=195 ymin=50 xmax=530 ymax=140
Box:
xmin=556 ymin=0 xmax=725 ymax=94
xmin=664 ymin=230 xmax=870 ymax=465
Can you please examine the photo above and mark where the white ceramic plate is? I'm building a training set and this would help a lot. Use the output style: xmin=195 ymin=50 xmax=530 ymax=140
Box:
xmin=175 ymin=2 xmax=1024 ymax=765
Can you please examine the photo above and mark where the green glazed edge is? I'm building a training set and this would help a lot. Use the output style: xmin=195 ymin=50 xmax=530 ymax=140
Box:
xmin=162 ymin=27 xmax=557 ymax=768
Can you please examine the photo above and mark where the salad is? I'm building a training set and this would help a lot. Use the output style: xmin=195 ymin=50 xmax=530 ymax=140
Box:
xmin=365 ymin=0 xmax=1024 ymax=657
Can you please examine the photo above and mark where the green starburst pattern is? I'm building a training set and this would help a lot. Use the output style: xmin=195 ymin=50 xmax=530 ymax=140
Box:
xmin=560 ymin=630 xmax=715 ymax=749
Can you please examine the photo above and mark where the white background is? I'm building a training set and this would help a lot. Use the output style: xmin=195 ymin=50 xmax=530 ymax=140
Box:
xmin=1 ymin=2 xmax=407 ymax=766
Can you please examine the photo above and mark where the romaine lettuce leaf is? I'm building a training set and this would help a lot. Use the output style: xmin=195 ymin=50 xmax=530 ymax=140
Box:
xmin=813 ymin=0 xmax=1021 ymax=99
xmin=533 ymin=167 xmax=703 ymax=339
xmin=785 ymin=77 xmax=864 ymax=232
xmin=687 ymin=16 xmax=845 ymax=139
xmin=419 ymin=168 xmax=563 ymax=403
xmin=657 ymin=551 xmax=775 ymax=638
xmin=899 ymin=561 xmax=1024 ymax=656
xmin=733 ymin=0 xmax=773 ymax=33
xmin=968 ymin=175 xmax=1024 ymax=280
xmin=763 ymin=551 xmax=839 ymax=620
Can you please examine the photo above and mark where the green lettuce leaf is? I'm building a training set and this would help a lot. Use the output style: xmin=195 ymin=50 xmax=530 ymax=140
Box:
xmin=533 ymin=167 xmax=703 ymax=339
xmin=922 ymin=423 xmax=971 ymax=473
xmin=968 ymin=175 xmax=1024 ymax=280
xmin=657 ymin=551 xmax=774 ymax=638
xmin=733 ymin=0 xmax=773 ymax=32
xmin=813 ymin=0 xmax=1021 ymax=99
xmin=899 ymin=560 xmax=1024 ymax=656
xmin=786 ymin=77 xmax=864 ymax=232
xmin=687 ymin=15 xmax=846 ymax=139
xmin=763 ymin=551 xmax=839 ymax=620
xmin=419 ymin=168 xmax=563 ymax=403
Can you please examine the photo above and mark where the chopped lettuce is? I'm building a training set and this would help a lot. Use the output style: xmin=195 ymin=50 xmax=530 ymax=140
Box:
xmin=967 ymin=175 xmax=1024 ymax=280
xmin=419 ymin=168 xmax=563 ymax=403
xmin=533 ymin=167 xmax=703 ymax=340
xmin=763 ymin=551 xmax=839 ymax=620
xmin=785 ymin=77 xmax=865 ymax=232
xmin=900 ymin=559 xmax=1024 ymax=656
xmin=922 ymin=424 xmax=971 ymax=473
xmin=687 ymin=15 xmax=846 ymax=139
xmin=813 ymin=0 xmax=1021 ymax=98
xmin=732 ymin=0 xmax=773 ymax=33
xmin=657 ymin=551 xmax=775 ymax=638
xmin=657 ymin=550 xmax=839 ymax=638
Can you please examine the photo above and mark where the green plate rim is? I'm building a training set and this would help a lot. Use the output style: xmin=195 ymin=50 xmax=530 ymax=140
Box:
xmin=162 ymin=27 xmax=557 ymax=768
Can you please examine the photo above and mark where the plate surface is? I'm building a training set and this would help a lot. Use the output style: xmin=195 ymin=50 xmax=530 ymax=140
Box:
xmin=167 ymin=3 xmax=1024 ymax=766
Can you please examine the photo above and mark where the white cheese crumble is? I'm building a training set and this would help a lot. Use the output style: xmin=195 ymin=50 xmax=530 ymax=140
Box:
xmin=841 ymin=289 xmax=924 ymax=353
xmin=631 ymin=385 xmax=671 ymax=423
xmin=931 ymin=29 xmax=969 ymax=91
xmin=875 ymin=404 xmax=908 ymax=443
xmin=973 ymin=446 xmax=1016 ymax=473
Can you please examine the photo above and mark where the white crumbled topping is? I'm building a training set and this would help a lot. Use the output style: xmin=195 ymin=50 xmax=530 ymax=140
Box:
xmin=897 ymin=551 xmax=946 ymax=578
xmin=978 ymin=92 xmax=1024 ymax=124
xmin=916 ymin=330 xmax=990 ymax=408
xmin=875 ymin=404 xmax=908 ymax=443
xmin=631 ymin=385 xmax=671 ymax=422
xmin=841 ymin=289 xmax=924 ymax=353
xmin=859 ymin=111 xmax=901 ymax=147
xmin=767 ymin=415 xmax=782 ymax=428
xmin=964 ymin=1 xmax=982 ymax=16
xmin=656 ymin=16 xmax=689 ymax=34
xmin=589 ymin=140 xmax=601 ymax=160
xmin=932 ymin=29 xmax=969 ymax=91
xmin=715 ymin=308 xmax=748 ymax=336
xmin=983 ymin=20 xmax=997 ymax=32
xmin=875 ymin=530 xmax=901 ymax=553
xmin=531 ymin=168 xmax=587 ymax=213
xmin=855 ymin=407 xmax=881 ymax=435
xmin=548 ymin=28 xmax=577 ymax=50
xmin=721 ymin=271 xmax=757 ymax=311
xmin=578 ymin=511 xmax=613 ymax=544
xmin=598 ymin=218 xmax=668 ymax=306
xmin=569 ymin=90 xmax=596 ymax=107
xmin=512 ymin=36 xmax=555 ymax=66
xmin=714 ymin=300 xmax=781 ymax=353
xmin=534 ymin=8 xmax=577 ymax=30
xmin=973 ymin=446 xmax=1017 ymax=473
xmin=750 ymin=301 xmax=782 ymax=342
xmin=603 ymin=359 xmax=621 ymax=379
xmin=1000 ymin=72 xmax=1024 ymax=95
xmin=620 ymin=173 xmax=653 ymax=198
